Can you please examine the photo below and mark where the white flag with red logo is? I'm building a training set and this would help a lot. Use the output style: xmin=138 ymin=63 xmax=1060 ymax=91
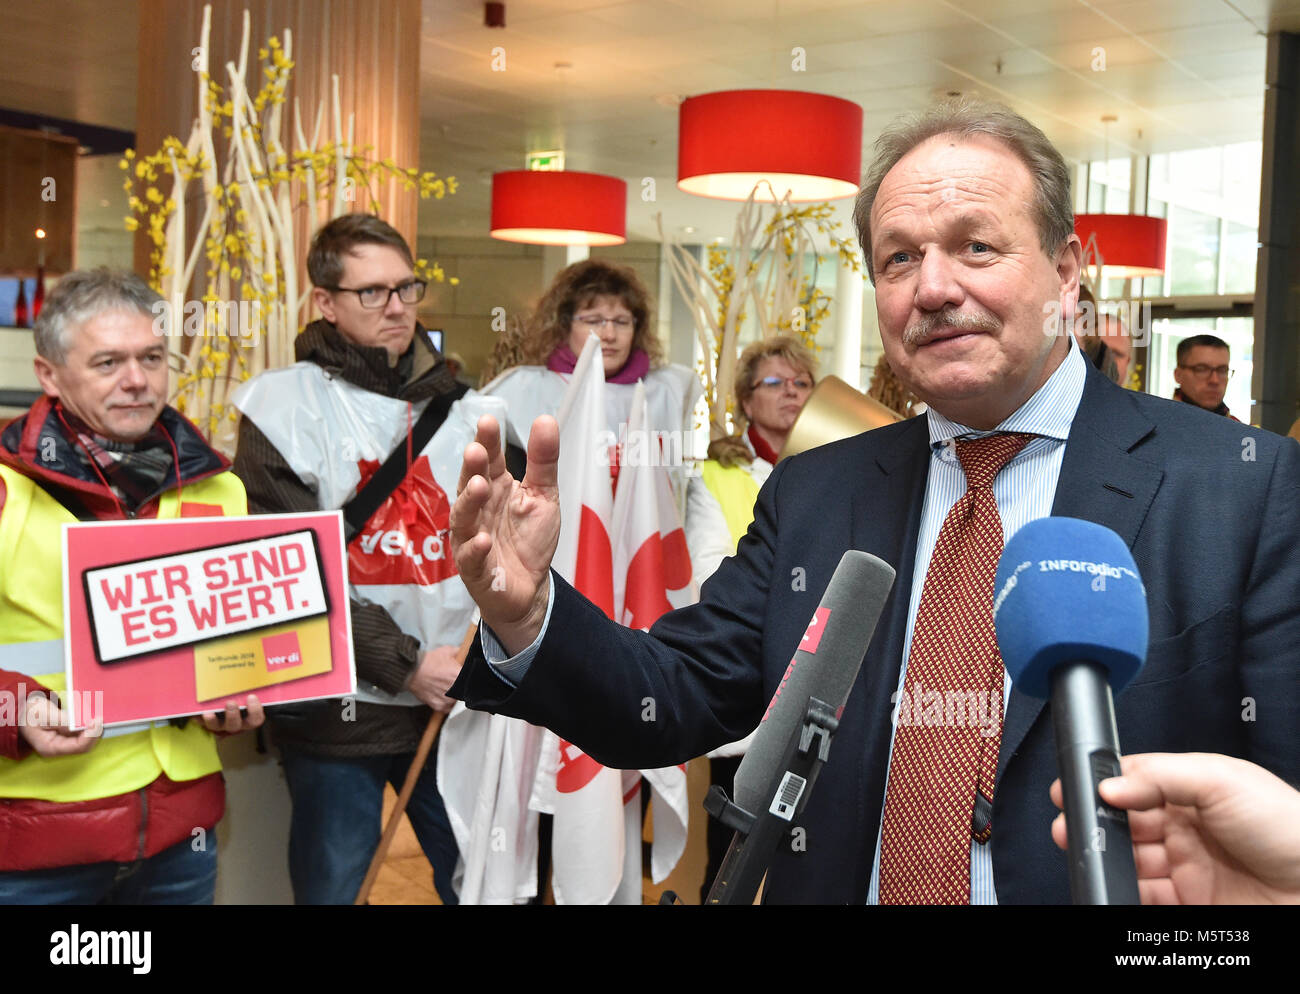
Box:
xmin=609 ymin=380 xmax=694 ymax=889
xmin=443 ymin=342 xmax=695 ymax=903
xmin=535 ymin=333 xmax=628 ymax=905
xmin=439 ymin=700 xmax=544 ymax=904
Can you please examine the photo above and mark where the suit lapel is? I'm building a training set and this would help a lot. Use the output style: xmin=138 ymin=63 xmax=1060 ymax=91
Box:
xmin=846 ymin=416 xmax=930 ymax=874
xmin=997 ymin=367 xmax=1165 ymax=785
xmin=854 ymin=416 xmax=930 ymax=689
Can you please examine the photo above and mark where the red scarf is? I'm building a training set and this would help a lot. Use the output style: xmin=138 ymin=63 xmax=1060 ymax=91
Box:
xmin=747 ymin=423 xmax=781 ymax=465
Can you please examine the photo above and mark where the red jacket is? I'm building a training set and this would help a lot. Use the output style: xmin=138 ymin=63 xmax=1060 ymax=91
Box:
xmin=0 ymin=397 xmax=232 ymax=871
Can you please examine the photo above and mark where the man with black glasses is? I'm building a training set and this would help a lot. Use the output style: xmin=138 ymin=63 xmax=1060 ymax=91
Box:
xmin=1172 ymin=334 xmax=1238 ymax=420
xmin=232 ymin=213 xmax=464 ymax=904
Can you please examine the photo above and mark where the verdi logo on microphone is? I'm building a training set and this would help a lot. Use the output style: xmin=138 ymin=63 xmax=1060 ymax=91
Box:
xmin=761 ymin=607 xmax=832 ymax=725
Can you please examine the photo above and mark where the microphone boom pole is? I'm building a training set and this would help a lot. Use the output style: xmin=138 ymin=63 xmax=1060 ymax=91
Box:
xmin=704 ymin=696 xmax=838 ymax=905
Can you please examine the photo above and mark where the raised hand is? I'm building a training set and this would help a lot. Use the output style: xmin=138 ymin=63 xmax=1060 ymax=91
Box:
xmin=452 ymin=414 xmax=561 ymax=655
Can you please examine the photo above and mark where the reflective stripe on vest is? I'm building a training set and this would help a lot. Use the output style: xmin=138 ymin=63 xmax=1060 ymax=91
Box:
xmin=0 ymin=464 xmax=245 ymax=802
xmin=697 ymin=460 xmax=761 ymax=550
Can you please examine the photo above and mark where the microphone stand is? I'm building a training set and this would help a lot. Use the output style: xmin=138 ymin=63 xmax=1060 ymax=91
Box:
xmin=700 ymin=696 xmax=839 ymax=906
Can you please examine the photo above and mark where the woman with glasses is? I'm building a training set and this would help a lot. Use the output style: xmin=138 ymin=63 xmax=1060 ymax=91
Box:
xmin=683 ymin=335 xmax=817 ymax=901
xmin=686 ymin=336 xmax=818 ymax=584
xmin=466 ymin=259 xmax=701 ymax=902
xmin=481 ymin=258 xmax=701 ymax=496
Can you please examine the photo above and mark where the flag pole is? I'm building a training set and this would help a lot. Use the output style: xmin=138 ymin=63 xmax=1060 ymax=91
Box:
xmin=354 ymin=620 xmax=479 ymax=905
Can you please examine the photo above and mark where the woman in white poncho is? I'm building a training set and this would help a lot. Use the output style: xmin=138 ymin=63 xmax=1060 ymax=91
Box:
xmin=481 ymin=259 xmax=700 ymax=499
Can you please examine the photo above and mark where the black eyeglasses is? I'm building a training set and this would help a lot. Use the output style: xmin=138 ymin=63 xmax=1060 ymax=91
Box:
xmin=327 ymin=280 xmax=426 ymax=309
xmin=1179 ymin=363 xmax=1233 ymax=380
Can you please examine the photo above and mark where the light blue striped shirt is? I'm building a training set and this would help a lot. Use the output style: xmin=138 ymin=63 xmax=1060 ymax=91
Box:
xmin=865 ymin=344 xmax=1088 ymax=904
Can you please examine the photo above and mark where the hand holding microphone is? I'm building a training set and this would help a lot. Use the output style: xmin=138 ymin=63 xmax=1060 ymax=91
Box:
xmin=993 ymin=516 xmax=1148 ymax=905
xmin=1051 ymin=752 xmax=1300 ymax=905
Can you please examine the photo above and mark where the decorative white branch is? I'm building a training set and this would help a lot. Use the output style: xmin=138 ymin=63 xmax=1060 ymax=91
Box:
xmin=124 ymin=3 xmax=456 ymax=452
xmin=659 ymin=182 xmax=857 ymax=440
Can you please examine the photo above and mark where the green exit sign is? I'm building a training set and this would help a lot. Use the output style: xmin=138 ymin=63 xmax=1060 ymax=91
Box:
xmin=526 ymin=150 xmax=565 ymax=171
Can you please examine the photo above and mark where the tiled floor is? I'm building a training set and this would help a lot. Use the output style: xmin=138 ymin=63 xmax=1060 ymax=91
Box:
xmin=366 ymin=785 xmax=441 ymax=905
xmin=366 ymin=758 xmax=712 ymax=906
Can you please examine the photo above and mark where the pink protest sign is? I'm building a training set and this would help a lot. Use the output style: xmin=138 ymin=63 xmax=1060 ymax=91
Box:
xmin=63 ymin=511 xmax=355 ymax=727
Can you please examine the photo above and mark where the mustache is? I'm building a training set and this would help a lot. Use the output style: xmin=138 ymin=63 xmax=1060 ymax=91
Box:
xmin=903 ymin=308 xmax=1001 ymax=347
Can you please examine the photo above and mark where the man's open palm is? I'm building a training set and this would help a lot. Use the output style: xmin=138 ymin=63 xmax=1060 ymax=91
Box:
xmin=451 ymin=415 xmax=560 ymax=655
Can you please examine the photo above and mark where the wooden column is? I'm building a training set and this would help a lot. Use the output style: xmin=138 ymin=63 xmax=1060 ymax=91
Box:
xmin=135 ymin=0 xmax=421 ymax=275
xmin=0 ymin=125 xmax=77 ymax=277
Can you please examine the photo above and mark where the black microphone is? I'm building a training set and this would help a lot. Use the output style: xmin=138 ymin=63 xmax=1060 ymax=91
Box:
xmin=708 ymin=549 xmax=895 ymax=904
xmin=993 ymin=516 xmax=1148 ymax=905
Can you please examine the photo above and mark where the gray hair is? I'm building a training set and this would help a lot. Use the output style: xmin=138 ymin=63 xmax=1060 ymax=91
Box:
xmin=33 ymin=268 xmax=163 ymax=364
xmin=853 ymin=98 xmax=1075 ymax=283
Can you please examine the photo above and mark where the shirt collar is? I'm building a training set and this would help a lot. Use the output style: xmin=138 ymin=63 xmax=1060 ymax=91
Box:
xmin=924 ymin=340 xmax=1088 ymax=448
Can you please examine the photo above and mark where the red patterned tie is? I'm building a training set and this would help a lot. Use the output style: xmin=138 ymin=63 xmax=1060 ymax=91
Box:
xmin=878 ymin=432 xmax=1032 ymax=905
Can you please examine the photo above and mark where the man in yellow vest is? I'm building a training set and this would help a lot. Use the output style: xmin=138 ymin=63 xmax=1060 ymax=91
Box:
xmin=0 ymin=269 xmax=262 ymax=903
xmin=683 ymin=334 xmax=817 ymax=900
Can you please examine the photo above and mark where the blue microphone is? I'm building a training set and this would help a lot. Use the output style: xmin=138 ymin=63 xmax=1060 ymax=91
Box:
xmin=993 ymin=517 xmax=1147 ymax=905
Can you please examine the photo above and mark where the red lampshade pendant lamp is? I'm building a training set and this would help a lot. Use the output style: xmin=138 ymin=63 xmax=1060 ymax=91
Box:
xmin=1076 ymin=115 xmax=1167 ymax=280
xmin=1074 ymin=213 xmax=1167 ymax=279
xmin=490 ymin=170 xmax=627 ymax=246
xmin=677 ymin=89 xmax=863 ymax=202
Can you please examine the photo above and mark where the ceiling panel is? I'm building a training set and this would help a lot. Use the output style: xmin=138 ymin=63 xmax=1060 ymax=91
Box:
xmin=945 ymin=0 xmax=1081 ymax=17
xmin=586 ymin=1 xmax=721 ymax=34
xmin=1090 ymin=0 xmax=1257 ymax=34
xmin=1142 ymin=21 xmax=1272 ymax=56
xmin=850 ymin=1 xmax=994 ymax=35
xmin=978 ymin=10 xmax=1126 ymax=48
xmin=3 ymin=0 xmax=1292 ymax=244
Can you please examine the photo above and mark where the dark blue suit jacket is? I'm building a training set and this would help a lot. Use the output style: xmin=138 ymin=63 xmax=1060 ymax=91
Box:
xmin=451 ymin=362 xmax=1300 ymax=903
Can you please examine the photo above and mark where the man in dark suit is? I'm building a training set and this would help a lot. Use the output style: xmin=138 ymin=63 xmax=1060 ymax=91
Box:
xmin=447 ymin=100 xmax=1300 ymax=903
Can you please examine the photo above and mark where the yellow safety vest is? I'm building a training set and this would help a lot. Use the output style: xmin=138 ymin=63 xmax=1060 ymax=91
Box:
xmin=0 ymin=464 xmax=246 ymax=802
xmin=698 ymin=460 xmax=762 ymax=550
